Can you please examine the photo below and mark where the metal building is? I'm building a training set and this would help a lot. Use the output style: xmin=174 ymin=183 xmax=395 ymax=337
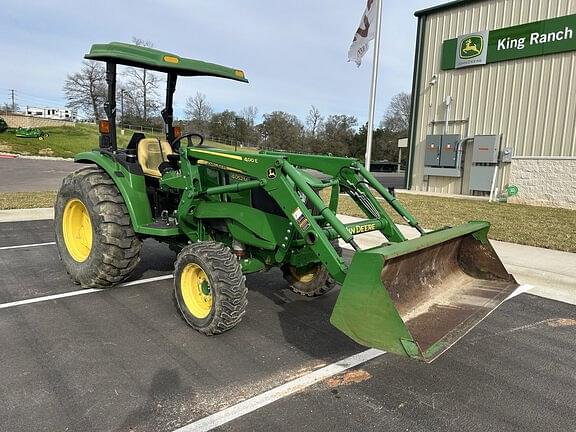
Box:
xmin=407 ymin=0 xmax=576 ymax=209
xmin=25 ymin=106 xmax=76 ymax=121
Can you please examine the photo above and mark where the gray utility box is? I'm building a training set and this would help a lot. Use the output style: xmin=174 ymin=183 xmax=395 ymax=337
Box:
xmin=425 ymin=134 xmax=460 ymax=167
xmin=425 ymin=135 xmax=442 ymax=167
xmin=501 ymin=147 xmax=513 ymax=163
xmin=440 ymin=135 xmax=460 ymax=168
xmin=469 ymin=165 xmax=497 ymax=191
xmin=472 ymin=135 xmax=500 ymax=163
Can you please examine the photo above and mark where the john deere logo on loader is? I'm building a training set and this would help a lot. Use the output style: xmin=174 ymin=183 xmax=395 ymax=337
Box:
xmin=267 ymin=168 xmax=276 ymax=179
xmin=455 ymin=30 xmax=489 ymax=69
xmin=459 ymin=36 xmax=483 ymax=59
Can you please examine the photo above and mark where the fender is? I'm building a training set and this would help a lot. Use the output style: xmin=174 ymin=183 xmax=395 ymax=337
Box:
xmin=75 ymin=151 xmax=154 ymax=231
xmin=193 ymin=201 xmax=290 ymax=250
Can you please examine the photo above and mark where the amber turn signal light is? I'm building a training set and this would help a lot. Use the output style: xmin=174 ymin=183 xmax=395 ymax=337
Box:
xmin=99 ymin=120 xmax=110 ymax=134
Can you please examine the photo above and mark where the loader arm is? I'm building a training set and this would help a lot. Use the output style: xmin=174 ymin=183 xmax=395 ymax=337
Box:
xmin=180 ymin=146 xmax=424 ymax=282
xmin=177 ymin=145 xmax=518 ymax=362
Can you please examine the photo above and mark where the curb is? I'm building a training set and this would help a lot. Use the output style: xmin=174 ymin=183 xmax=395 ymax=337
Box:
xmin=0 ymin=208 xmax=54 ymax=223
xmin=0 ymin=152 xmax=74 ymax=161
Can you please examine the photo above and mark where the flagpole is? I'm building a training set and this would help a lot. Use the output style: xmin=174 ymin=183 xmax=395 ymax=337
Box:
xmin=364 ymin=0 xmax=382 ymax=171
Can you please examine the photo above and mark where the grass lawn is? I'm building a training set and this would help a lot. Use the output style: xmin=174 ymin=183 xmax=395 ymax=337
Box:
xmin=0 ymin=192 xmax=57 ymax=210
xmin=335 ymin=193 xmax=576 ymax=253
xmin=0 ymin=124 xmax=257 ymax=158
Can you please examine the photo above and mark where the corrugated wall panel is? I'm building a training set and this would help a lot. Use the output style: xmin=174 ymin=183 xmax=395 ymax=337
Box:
xmin=412 ymin=0 xmax=576 ymax=193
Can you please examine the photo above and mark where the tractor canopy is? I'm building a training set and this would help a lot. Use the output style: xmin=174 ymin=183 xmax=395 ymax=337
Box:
xmin=85 ymin=42 xmax=248 ymax=150
xmin=85 ymin=42 xmax=248 ymax=82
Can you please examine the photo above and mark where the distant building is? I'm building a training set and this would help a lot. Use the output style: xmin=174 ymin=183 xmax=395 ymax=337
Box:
xmin=408 ymin=0 xmax=576 ymax=209
xmin=24 ymin=107 xmax=76 ymax=122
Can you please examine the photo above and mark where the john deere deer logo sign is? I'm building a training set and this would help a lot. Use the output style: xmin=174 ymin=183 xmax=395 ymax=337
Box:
xmin=455 ymin=31 xmax=489 ymax=68
xmin=460 ymin=36 xmax=483 ymax=58
xmin=442 ymin=14 xmax=576 ymax=70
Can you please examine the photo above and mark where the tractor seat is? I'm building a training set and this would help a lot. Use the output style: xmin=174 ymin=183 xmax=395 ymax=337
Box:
xmin=137 ymin=138 xmax=173 ymax=178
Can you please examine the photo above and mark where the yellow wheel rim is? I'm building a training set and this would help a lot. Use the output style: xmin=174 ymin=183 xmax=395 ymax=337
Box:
xmin=180 ymin=263 xmax=213 ymax=319
xmin=289 ymin=264 xmax=320 ymax=284
xmin=62 ymin=198 xmax=93 ymax=263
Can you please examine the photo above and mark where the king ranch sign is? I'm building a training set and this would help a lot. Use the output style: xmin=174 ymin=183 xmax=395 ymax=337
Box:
xmin=441 ymin=13 xmax=576 ymax=70
xmin=496 ymin=26 xmax=573 ymax=51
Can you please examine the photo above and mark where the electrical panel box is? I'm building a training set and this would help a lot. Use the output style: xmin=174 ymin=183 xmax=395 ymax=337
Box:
xmin=472 ymin=135 xmax=500 ymax=163
xmin=424 ymin=135 xmax=442 ymax=167
xmin=440 ymin=134 xmax=460 ymax=168
xmin=469 ymin=165 xmax=497 ymax=191
xmin=501 ymin=147 xmax=513 ymax=163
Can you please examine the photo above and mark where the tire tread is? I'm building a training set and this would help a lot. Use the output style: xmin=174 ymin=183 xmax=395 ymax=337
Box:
xmin=174 ymin=241 xmax=247 ymax=335
xmin=55 ymin=166 xmax=142 ymax=288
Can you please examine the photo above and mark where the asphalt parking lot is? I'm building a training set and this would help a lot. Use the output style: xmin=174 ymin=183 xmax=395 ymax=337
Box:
xmin=0 ymin=157 xmax=80 ymax=192
xmin=1 ymin=219 xmax=575 ymax=431
xmin=0 ymin=157 xmax=405 ymax=193
xmin=372 ymin=171 xmax=406 ymax=189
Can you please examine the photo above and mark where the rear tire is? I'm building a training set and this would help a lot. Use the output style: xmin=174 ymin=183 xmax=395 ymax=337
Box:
xmin=282 ymin=242 xmax=342 ymax=297
xmin=174 ymin=242 xmax=247 ymax=335
xmin=283 ymin=265 xmax=336 ymax=297
xmin=54 ymin=166 xmax=142 ymax=288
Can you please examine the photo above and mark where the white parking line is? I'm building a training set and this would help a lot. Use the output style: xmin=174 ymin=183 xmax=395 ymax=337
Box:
xmin=0 ymin=274 xmax=174 ymax=310
xmin=0 ymin=288 xmax=104 ymax=309
xmin=120 ymin=274 xmax=174 ymax=287
xmin=0 ymin=241 xmax=56 ymax=251
xmin=173 ymin=284 xmax=534 ymax=432
xmin=174 ymin=348 xmax=386 ymax=432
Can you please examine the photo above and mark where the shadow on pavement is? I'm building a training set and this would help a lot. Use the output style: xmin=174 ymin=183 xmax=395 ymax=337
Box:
xmin=247 ymin=269 xmax=362 ymax=363
xmin=127 ymin=241 xmax=177 ymax=281
xmin=116 ymin=368 xmax=186 ymax=432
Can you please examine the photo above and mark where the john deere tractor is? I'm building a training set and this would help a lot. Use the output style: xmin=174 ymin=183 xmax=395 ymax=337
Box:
xmin=55 ymin=42 xmax=518 ymax=362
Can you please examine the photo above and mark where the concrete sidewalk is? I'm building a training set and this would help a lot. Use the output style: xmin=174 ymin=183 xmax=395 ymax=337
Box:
xmin=1 ymin=208 xmax=574 ymax=303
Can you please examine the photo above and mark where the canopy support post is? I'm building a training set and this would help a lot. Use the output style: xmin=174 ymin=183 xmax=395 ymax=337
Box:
xmin=104 ymin=62 xmax=117 ymax=152
xmin=162 ymin=73 xmax=177 ymax=145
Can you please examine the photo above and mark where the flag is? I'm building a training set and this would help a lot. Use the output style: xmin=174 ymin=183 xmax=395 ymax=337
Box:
xmin=348 ymin=0 xmax=378 ymax=67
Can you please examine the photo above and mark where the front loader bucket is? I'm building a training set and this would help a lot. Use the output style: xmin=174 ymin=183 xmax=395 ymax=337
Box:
xmin=330 ymin=221 xmax=518 ymax=362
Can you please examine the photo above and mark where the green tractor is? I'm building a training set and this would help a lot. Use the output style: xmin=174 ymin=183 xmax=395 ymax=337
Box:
xmin=55 ymin=42 xmax=518 ymax=362
xmin=15 ymin=127 xmax=49 ymax=140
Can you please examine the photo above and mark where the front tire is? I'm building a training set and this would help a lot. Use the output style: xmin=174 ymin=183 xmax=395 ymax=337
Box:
xmin=174 ymin=242 xmax=247 ymax=335
xmin=54 ymin=166 xmax=142 ymax=288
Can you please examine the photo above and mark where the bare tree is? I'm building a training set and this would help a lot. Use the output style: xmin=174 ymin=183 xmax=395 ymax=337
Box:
xmin=63 ymin=60 xmax=106 ymax=120
xmin=240 ymin=106 xmax=258 ymax=127
xmin=305 ymin=105 xmax=323 ymax=137
xmin=380 ymin=92 xmax=411 ymax=133
xmin=123 ymin=38 xmax=160 ymax=123
xmin=185 ymin=92 xmax=213 ymax=134
xmin=0 ymin=102 xmax=19 ymax=114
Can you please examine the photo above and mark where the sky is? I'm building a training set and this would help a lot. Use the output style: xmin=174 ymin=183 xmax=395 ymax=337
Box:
xmin=0 ymin=0 xmax=439 ymax=124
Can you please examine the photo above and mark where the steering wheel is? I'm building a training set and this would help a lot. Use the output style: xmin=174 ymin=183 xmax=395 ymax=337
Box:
xmin=171 ymin=133 xmax=204 ymax=151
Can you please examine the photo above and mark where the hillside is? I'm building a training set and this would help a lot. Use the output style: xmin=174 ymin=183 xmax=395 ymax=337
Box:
xmin=0 ymin=123 xmax=257 ymax=158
